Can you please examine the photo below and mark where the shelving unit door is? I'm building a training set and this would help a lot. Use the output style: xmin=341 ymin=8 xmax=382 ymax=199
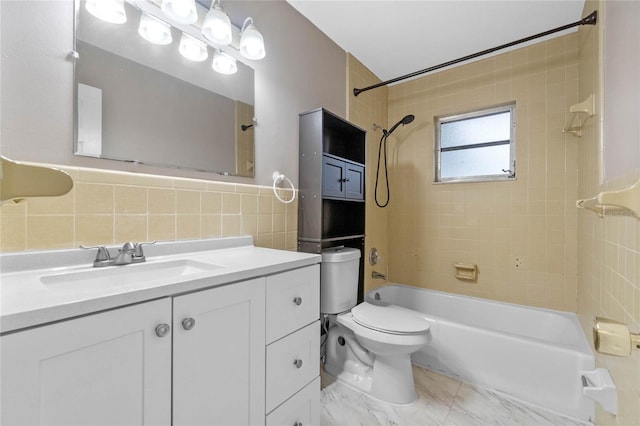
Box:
xmin=345 ymin=162 xmax=364 ymax=200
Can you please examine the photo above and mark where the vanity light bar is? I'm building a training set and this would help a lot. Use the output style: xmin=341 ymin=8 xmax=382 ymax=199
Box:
xmin=86 ymin=0 xmax=265 ymax=73
xmin=126 ymin=0 xmax=262 ymax=58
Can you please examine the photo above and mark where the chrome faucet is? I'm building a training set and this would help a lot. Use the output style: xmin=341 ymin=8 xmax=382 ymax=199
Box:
xmin=371 ymin=271 xmax=387 ymax=280
xmin=81 ymin=241 xmax=156 ymax=267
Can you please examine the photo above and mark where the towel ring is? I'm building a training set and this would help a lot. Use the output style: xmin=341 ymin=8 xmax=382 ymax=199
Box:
xmin=272 ymin=172 xmax=296 ymax=204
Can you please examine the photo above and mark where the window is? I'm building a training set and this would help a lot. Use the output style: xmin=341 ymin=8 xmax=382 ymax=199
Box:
xmin=435 ymin=103 xmax=516 ymax=183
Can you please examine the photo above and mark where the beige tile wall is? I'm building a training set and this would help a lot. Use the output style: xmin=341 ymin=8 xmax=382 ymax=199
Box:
xmin=0 ymin=165 xmax=298 ymax=252
xmin=347 ymin=54 xmax=389 ymax=294
xmin=383 ymin=33 xmax=580 ymax=311
xmin=576 ymin=1 xmax=640 ymax=424
xmin=578 ymin=170 xmax=640 ymax=426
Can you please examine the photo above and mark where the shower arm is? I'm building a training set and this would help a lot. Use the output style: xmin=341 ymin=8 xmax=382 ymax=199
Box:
xmin=353 ymin=11 xmax=597 ymax=97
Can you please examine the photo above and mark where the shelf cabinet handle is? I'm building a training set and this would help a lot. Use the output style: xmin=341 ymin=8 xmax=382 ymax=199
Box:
xmin=294 ymin=422 xmax=303 ymax=426
xmin=182 ymin=318 xmax=196 ymax=331
xmin=293 ymin=359 xmax=303 ymax=369
xmin=155 ymin=323 xmax=171 ymax=338
xmin=293 ymin=296 xmax=303 ymax=306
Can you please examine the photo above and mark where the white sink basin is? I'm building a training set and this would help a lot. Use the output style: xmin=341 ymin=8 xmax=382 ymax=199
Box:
xmin=40 ymin=259 xmax=223 ymax=291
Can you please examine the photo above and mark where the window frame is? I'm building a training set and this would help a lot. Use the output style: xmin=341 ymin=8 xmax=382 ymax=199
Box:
xmin=434 ymin=103 xmax=516 ymax=184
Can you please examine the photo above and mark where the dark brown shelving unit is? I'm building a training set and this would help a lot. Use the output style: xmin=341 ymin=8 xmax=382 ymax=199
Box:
xmin=297 ymin=108 xmax=367 ymax=302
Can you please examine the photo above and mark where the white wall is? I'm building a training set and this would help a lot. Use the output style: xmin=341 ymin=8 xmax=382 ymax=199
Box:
xmin=602 ymin=0 xmax=640 ymax=181
xmin=0 ymin=0 xmax=347 ymax=186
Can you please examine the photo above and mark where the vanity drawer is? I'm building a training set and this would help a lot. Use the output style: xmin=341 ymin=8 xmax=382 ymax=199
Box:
xmin=266 ymin=265 xmax=319 ymax=344
xmin=266 ymin=377 xmax=320 ymax=425
xmin=266 ymin=321 xmax=319 ymax=412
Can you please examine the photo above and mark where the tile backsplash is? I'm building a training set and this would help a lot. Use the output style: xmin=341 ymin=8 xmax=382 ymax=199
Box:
xmin=1 ymin=165 xmax=298 ymax=252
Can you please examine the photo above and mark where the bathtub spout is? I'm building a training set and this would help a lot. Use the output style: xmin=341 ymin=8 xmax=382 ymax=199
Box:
xmin=372 ymin=271 xmax=387 ymax=280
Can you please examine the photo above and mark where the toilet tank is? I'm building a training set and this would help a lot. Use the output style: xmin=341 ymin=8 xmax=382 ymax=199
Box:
xmin=320 ymin=247 xmax=361 ymax=314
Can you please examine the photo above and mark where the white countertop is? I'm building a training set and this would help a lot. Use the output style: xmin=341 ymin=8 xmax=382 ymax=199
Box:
xmin=0 ymin=236 xmax=320 ymax=334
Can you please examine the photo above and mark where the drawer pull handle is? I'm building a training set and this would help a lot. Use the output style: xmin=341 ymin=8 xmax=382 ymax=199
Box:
xmin=293 ymin=297 xmax=303 ymax=306
xmin=293 ymin=359 xmax=303 ymax=369
xmin=182 ymin=318 xmax=196 ymax=331
xmin=155 ymin=323 xmax=171 ymax=338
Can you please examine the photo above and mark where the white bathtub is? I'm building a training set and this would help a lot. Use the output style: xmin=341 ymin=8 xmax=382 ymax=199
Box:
xmin=367 ymin=284 xmax=595 ymax=423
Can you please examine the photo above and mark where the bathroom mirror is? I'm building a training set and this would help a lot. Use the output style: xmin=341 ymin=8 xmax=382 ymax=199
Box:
xmin=74 ymin=0 xmax=255 ymax=177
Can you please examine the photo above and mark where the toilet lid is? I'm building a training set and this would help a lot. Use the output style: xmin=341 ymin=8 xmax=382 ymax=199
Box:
xmin=351 ymin=303 xmax=430 ymax=334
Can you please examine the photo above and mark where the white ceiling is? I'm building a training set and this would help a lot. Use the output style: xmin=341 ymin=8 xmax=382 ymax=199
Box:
xmin=287 ymin=1 xmax=586 ymax=83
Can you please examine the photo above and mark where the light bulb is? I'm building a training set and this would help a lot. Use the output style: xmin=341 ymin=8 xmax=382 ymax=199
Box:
xmin=179 ymin=33 xmax=208 ymax=62
xmin=161 ymin=0 xmax=198 ymax=25
xmin=211 ymin=50 xmax=237 ymax=75
xmin=239 ymin=18 xmax=265 ymax=60
xmin=85 ymin=0 xmax=127 ymax=24
xmin=201 ymin=3 xmax=232 ymax=46
xmin=138 ymin=13 xmax=173 ymax=45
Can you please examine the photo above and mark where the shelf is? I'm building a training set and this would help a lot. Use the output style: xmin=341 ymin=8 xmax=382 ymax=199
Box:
xmin=564 ymin=94 xmax=595 ymax=137
xmin=0 ymin=156 xmax=73 ymax=203
xmin=576 ymin=178 xmax=640 ymax=219
xmin=298 ymin=235 xmax=365 ymax=243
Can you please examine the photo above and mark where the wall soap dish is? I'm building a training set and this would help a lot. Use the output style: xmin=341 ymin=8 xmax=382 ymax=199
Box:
xmin=576 ymin=178 xmax=640 ymax=219
xmin=454 ymin=263 xmax=478 ymax=281
xmin=564 ymin=94 xmax=594 ymax=137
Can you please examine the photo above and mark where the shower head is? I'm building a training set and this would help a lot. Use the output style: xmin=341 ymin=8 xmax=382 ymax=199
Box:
xmin=384 ymin=114 xmax=415 ymax=136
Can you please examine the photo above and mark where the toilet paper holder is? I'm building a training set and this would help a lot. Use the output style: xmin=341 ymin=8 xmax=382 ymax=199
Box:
xmin=580 ymin=368 xmax=617 ymax=414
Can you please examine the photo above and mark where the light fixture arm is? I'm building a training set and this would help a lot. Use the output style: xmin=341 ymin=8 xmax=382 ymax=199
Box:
xmin=241 ymin=17 xmax=253 ymax=33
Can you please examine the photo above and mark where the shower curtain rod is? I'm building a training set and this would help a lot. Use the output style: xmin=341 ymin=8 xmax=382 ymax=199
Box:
xmin=353 ymin=10 xmax=597 ymax=97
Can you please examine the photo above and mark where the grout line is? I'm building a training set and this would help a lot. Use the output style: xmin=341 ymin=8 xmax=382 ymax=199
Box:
xmin=440 ymin=374 xmax=463 ymax=426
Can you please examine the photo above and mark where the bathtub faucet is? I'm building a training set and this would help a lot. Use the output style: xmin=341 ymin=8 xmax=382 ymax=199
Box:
xmin=371 ymin=271 xmax=387 ymax=280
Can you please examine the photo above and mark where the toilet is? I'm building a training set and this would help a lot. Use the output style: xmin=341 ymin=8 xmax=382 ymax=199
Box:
xmin=320 ymin=247 xmax=430 ymax=405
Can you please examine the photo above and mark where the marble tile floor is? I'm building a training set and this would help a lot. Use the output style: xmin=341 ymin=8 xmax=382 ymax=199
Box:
xmin=321 ymin=365 xmax=587 ymax=426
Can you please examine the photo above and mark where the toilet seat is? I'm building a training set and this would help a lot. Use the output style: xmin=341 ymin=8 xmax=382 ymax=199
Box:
xmin=350 ymin=303 xmax=430 ymax=335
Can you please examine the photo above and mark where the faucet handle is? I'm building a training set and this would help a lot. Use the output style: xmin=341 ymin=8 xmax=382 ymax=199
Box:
xmin=132 ymin=240 xmax=156 ymax=261
xmin=80 ymin=245 xmax=111 ymax=266
xmin=135 ymin=241 xmax=156 ymax=254
xmin=121 ymin=241 xmax=136 ymax=252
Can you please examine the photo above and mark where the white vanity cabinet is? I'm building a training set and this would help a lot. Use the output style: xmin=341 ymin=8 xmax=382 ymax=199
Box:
xmin=0 ymin=238 xmax=321 ymax=426
xmin=1 ymin=278 xmax=267 ymax=426
xmin=265 ymin=265 xmax=321 ymax=425
xmin=1 ymin=298 xmax=173 ymax=426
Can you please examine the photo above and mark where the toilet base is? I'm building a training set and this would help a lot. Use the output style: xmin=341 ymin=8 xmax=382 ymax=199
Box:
xmin=324 ymin=324 xmax=419 ymax=405
xmin=370 ymin=353 xmax=417 ymax=404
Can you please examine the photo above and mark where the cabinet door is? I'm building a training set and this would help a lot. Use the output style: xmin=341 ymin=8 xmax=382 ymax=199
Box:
xmin=173 ymin=278 xmax=266 ymax=426
xmin=0 ymin=298 xmax=172 ymax=426
xmin=322 ymin=155 xmax=345 ymax=198
xmin=345 ymin=162 xmax=365 ymax=200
